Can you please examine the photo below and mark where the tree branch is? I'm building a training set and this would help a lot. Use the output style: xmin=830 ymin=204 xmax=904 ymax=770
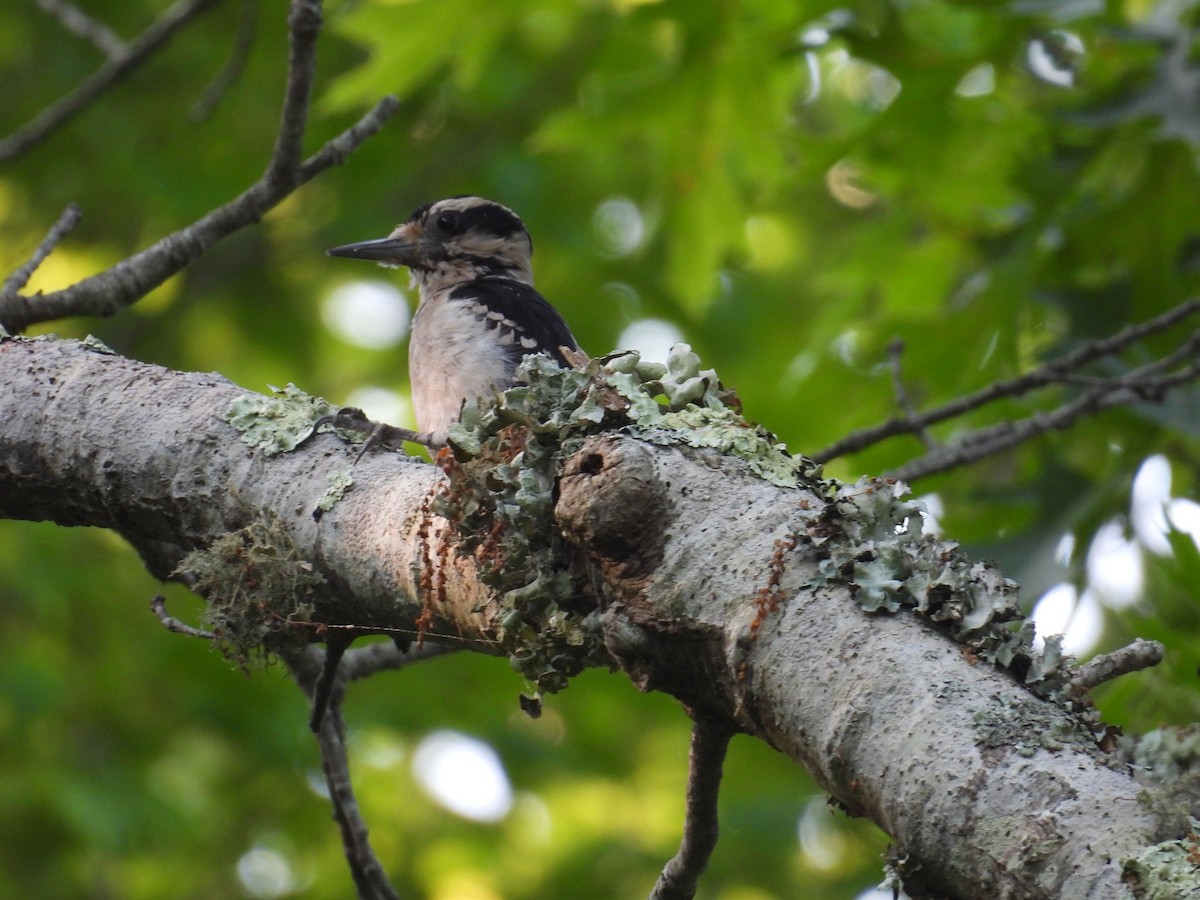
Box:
xmin=285 ymin=633 xmax=453 ymax=898
xmin=1 ymin=203 xmax=82 ymax=301
xmin=0 ymin=339 xmax=1178 ymax=899
xmin=887 ymin=337 xmax=938 ymax=451
xmin=812 ymin=296 xmax=1200 ymax=466
xmin=890 ymin=329 xmax=1200 ymax=482
xmin=651 ymin=715 xmax=734 ymax=900
xmin=35 ymin=0 xmax=127 ymax=59
xmin=1072 ymin=639 xmax=1165 ymax=693
xmin=288 ymin=647 xmax=400 ymax=900
xmin=190 ymin=0 xmax=258 ymax=121
xmin=266 ymin=0 xmax=322 ymax=189
xmin=0 ymin=0 xmax=401 ymax=334
xmin=340 ymin=639 xmax=457 ymax=681
xmin=0 ymin=0 xmax=219 ymax=163
xmin=151 ymin=593 xmax=216 ymax=639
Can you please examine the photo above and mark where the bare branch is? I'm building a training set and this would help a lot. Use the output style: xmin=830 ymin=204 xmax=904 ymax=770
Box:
xmin=316 ymin=705 xmax=400 ymax=900
xmin=1072 ymin=638 xmax=1165 ymax=693
xmin=0 ymin=2 xmax=402 ymax=334
xmin=286 ymin=638 xmax=449 ymax=898
xmin=812 ymin=296 xmax=1200 ymax=465
xmin=151 ymin=594 xmax=216 ymax=639
xmin=266 ymin=0 xmax=323 ymax=188
xmin=890 ymin=330 xmax=1200 ymax=481
xmin=298 ymin=96 xmax=401 ymax=179
xmin=0 ymin=0 xmax=219 ymax=164
xmin=35 ymin=0 xmax=127 ymax=59
xmin=651 ymin=716 xmax=734 ymax=900
xmin=309 ymin=631 xmax=354 ymax=733
xmin=340 ymin=639 xmax=458 ymax=681
xmin=289 ymin=648 xmax=400 ymax=900
xmin=2 ymin=203 xmax=82 ymax=297
xmin=191 ymin=0 xmax=257 ymax=121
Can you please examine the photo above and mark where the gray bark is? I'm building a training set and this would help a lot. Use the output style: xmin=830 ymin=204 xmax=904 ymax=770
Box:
xmin=0 ymin=336 xmax=1175 ymax=899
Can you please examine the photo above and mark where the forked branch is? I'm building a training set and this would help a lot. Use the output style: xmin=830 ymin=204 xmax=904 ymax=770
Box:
xmin=1 ymin=0 xmax=219 ymax=163
xmin=0 ymin=0 xmax=400 ymax=334
xmin=812 ymin=297 xmax=1200 ymax=481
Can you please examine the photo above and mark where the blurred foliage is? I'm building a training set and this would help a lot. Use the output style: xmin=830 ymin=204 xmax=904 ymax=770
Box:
xmin=2 ymin=0 xmax=1200 ymax=897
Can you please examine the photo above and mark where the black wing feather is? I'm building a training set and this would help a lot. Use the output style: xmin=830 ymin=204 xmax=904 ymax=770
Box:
xmin=450 ymin=278 xmax=579 ymax=366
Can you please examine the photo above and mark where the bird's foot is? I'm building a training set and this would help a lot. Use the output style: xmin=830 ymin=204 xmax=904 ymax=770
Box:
xmin=309 ymin=408 xmax=441 ymax=460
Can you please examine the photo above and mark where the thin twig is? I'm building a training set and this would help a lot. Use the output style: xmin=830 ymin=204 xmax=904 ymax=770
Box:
xmin=309 ymin=631 xmax=354 ymax=733
xmin=191 ymin=0 xmax=257 ymax=121
xmin=2 ymin=203 xmax=82 ymax=297
xmin=340 ymin=639 xmax=457 ymax=681
xmin=812 ymin=297 xmax=1200 ymax=464
xmin=650 ymin=715 xmax=735 ymax=900
xmin=36 ymin=0 xmax=127 ymax=58
xmin=265 ymin=0 xmax=322 ymax=188
xmin=310 ymin=637 xmax=459 ymax=729
xmin=150 ymin=594 xmax=215 ymax=639
xmin=0 ymin=3 xmax=401 ymax=333
xmin=1072 ymin=638 xmax=1164 ymax=693
xmin=285 ymin=639 xmax=450 ymax=898
xmin=890 ymin=331 xmax=1200 ymax=482
xmin=288 ymin=647 xmax=399 ymax=900
xmin=298 ymin=95 xmax=401 ymax=179
xmin=317 ymin=704 xmax=399 ymax=900
xmin=0 ymin=0 xmax=219 ymax=164
xmin=887 ymin=337 xmax=937 ymax=450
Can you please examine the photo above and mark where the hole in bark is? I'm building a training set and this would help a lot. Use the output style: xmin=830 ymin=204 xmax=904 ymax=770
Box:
xmin=579 ymin=452 xmax=605 ymax=475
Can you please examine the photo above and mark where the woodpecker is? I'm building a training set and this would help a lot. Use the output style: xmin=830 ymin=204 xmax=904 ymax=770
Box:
xmin=326 ymin=196 xmax=580 ymax=448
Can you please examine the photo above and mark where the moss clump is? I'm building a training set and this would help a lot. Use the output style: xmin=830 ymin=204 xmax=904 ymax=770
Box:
xmin=175 ymin=518 xmax=324 ymax=666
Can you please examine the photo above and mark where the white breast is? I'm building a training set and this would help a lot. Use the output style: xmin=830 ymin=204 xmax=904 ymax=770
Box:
xmin=408 ymin=297 xmax=515 ymax=436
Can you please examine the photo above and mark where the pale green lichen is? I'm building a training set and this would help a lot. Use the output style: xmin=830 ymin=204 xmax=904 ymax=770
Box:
xmin=1122 ymin=820 xmax=1200 ymax=899
xmin=972 ymin=687 xmax=1090 ymax=755
xmin=438 ymin=345 xmax=1086 ymax=722
xmin=317 ymin=469 xmax=355 ymax=512
xmin=807 ymin=476 xmax=1094 ymax=732
xmin=225 ymin=383 xmax=337 ymax=456
xmin=603 ymin=344 xmax=821 ymax=487
xmin=813 ymin=477 xmax=1024 ymax=643
xmin=1122 ymin=726 xmax=1200 ymax=782
xmin=1116 ymin=726 xmax=1200 ymax=830
xmin=439 ymin=344 xmax=822 ymax=698
xmin=80 ymin=334 xmax=117 ymax=355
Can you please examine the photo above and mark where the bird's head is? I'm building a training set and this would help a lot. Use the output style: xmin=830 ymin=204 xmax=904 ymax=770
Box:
xmin=327 ymin=196 xmax=534 ymax=292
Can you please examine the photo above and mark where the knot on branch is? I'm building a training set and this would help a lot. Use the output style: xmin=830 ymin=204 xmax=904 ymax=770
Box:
xmin=557 ymin=435 xmax=669 ymax=579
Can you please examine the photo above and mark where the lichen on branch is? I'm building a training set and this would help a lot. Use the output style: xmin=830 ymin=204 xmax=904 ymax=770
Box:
xmin=806 ymin=475 xmax=1109 ymax=746
xmin=225 ymin=382 xmax=338 ymax=456
xmin=436 ymin=344 xmax=822 ymax=700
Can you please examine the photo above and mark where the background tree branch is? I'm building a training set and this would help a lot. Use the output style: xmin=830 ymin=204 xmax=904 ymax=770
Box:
xmin=812 ymin=297 xmax=1200 ymax=476
xmin=35 ymin=0 xmax=128 ymax=60
xmin=0 ymin=0 xmax=220 ymax=163
xmin=0 ymin=0 xmax=400 ymax=334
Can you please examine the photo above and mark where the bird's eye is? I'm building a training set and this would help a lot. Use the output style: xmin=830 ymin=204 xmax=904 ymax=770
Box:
xmin=435 ymin=212 xmax=460 ymax=233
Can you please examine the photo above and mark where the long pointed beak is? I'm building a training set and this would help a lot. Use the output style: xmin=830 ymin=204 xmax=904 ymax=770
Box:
xmin=326 ymin=237 xmax=419 ymax=266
